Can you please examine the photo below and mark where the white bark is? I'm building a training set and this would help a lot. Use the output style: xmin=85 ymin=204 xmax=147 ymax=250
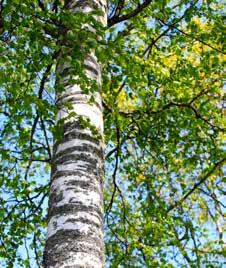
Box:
xmin=44 ymin=1 xmax=107 ymax=267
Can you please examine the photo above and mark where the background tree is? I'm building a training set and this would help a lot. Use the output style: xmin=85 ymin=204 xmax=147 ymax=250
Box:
xmin=0 ymin=0 xmax=225 ymax=267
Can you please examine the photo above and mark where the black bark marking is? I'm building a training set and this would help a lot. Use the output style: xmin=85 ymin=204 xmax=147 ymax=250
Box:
xmin=44 ymin=230 xmax=104 ymax=267
xmin=47 ymin=203 xmax=103 ymax=222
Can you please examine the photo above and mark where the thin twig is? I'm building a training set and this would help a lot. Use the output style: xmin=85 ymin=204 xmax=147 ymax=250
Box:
xmin=167 ymin=158 xmax=225 ymax=212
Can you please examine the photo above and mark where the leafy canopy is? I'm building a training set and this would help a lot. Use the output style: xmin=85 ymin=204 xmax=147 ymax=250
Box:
xmin=0 ymin=0 xmax=225 ymax=267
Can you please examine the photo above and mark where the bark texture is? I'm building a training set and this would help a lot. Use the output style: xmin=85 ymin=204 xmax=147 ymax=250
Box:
xmin=44 ymin=1 xmax=107 ymax=267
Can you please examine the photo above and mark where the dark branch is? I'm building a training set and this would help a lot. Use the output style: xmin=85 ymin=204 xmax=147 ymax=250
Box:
xmin=108 ymin=0 xmax=153 ymax=27
xmin=167 ymin=158 xmax=226 ymax=212
xmin=40 ymin=116 xmax=52 ymax=160
xmin=147 ymin=101 xmax=224 ymax=132
xmin=143 ymin=2 xmax=196 ymax=57
xmin=143 ymin=27 xmax=170 ymax=57
xmin=38 ymin=63 xmax=52 ymax=99
xmin=157 ymin=17 xmax=225 ymax=54
xmin=105 ymin=125 xmax=121 ymax=214
xmin=37 ymin=0 xmax=45 ymax=11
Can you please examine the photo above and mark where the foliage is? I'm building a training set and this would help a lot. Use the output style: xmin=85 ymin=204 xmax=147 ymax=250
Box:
xmin=0 ymin=0 xmax=225 ymax=267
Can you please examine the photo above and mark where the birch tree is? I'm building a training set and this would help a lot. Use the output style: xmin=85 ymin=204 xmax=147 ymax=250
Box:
xmin=43 ymin=1 xmax=107 ymax=267
xmin=0 ymin=0 xmax=225 ymax=267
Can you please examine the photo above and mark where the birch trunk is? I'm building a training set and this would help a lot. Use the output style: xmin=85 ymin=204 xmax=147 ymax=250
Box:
xmin=44 ymin=1 xmax=107 ymax=267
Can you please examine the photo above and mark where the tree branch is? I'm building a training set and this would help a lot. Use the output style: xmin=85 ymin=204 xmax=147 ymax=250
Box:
xmin=143 ymin=1 xmax=198 ymax=57
xmin=157 ymin=17 xmax=225 ymax=54
xmin=37 ymin=0 xmax=45 ymax=11
xmin=40 ymin=116 xmax=52 ymax=160
xmin=105 ymin=125 xmax=122 ymax=214
xmin=148 ymin=101 xmax=224 ymax=132
xmin=167 ymin=158 xmax=225 ymax=212
xmin=108 ymin=0 xmax=153 ymax=27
